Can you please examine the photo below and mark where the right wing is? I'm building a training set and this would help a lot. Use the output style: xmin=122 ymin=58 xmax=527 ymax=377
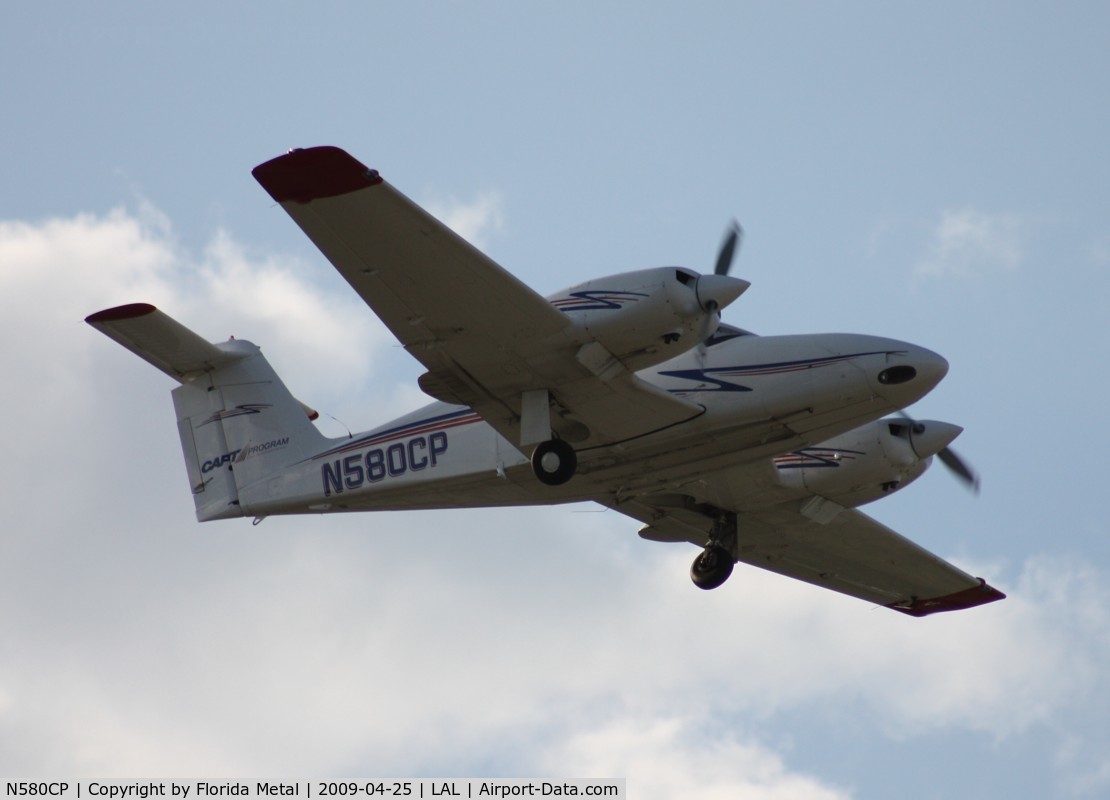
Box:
xmin=252 ymin=147 xmax=702 ymax=450
xmin=735 ymin=506 xmax=1006 ymax=616
xmin=618 ymin=494 xmax=1005 ymax=616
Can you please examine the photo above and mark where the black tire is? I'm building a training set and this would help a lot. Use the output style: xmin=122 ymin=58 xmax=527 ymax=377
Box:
xmin=690 ymin=545 xmax=734 ymax=590
xmin=531 ymin=438 xmax=577 ymax=485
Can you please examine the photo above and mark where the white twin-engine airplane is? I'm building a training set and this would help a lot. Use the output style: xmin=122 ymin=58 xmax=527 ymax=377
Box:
xmin=87 ymin=146 xmax=1005 ymax=616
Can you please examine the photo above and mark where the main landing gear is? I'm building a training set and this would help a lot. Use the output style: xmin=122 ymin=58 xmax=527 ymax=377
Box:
xmin=531 ymin=438 xmax=577 ymax=485
xmin=523 ymin=388 xmax=577 ymax=486
xmin=690 ymin=512 xmax=738 ymax=590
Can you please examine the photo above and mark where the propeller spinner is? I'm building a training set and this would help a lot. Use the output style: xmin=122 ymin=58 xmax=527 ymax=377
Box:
xmin=891 ymin=416 xmax=981 ymax=494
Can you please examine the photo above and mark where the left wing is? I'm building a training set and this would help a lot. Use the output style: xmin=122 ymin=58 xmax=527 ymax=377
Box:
xmin=618 ymin=496 xmax=1005 ymax=616
xmin=252 ymin=146 xmax=702 ymax=450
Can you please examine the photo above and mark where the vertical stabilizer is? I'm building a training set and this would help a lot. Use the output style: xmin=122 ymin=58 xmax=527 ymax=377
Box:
xmin=87 ymin=304 xmax=327 ymax=521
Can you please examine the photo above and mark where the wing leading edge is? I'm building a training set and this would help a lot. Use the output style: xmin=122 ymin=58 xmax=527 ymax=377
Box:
xmin=252 ymin=146 xmax=702 ymax=451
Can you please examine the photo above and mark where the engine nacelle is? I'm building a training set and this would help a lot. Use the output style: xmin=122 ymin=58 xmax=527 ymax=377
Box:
xmin=776 ymin=418 xmax=963 ymax=509
xmin=547 ymin=267 xmax=749 ymax=372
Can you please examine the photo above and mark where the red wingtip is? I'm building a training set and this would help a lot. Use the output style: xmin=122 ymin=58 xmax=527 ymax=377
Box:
xmin=252 ymin=146 xmax=382 ymax=204
xmin=85 ymin=303 xmax=158 ymax=325
xmin=890 ymin=578 xmax=1007 ymax=617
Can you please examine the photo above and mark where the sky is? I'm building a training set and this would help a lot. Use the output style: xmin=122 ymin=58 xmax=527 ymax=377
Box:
xmin=3 ymin=1 xmax=1109 ymax=796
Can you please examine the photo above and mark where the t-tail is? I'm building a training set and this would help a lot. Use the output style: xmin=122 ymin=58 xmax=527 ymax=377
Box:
xmin=86 ymin=304 xmax=328 ymax=521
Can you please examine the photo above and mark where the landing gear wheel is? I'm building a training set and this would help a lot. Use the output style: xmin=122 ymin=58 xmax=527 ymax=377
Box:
xmin=531 ymin=438 xmax=577 ymax=486
xmin=690 ymin=545 xmax=734 ymax=590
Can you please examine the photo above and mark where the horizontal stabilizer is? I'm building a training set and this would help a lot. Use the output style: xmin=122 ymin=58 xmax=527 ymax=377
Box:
xmin=87 ymin=303 xmax=320 ymax=421
xmin=85 ymin=303 xmax=243 ymax=381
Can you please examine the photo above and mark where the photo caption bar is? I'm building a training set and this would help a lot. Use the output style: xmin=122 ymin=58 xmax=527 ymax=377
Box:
xmin=3 ymin=781 xmax=625 ymax=800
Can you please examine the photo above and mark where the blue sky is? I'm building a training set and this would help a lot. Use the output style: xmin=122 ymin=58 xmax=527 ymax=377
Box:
xmin=3 ymin=2 xmax=1109 ymax=797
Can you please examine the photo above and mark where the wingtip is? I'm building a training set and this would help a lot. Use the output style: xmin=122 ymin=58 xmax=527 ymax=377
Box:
xmin=252 ymin=146 xmax=382 ymax=204
xmin=889 ymin=578 xmax=1006 ymax=617
xmin=85 ymin=303 xmax=158 ymax=325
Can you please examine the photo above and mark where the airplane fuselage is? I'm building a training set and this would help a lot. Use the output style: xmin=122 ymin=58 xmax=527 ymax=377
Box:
xmin=233 ymin=329 xmax=946 ymax=519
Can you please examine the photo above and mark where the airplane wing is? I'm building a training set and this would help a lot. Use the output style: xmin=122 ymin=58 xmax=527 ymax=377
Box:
xmin=252 ymin=146 xmax=702 ymax=450
xmin=618 ymin=496 xmax=1005 ymax=616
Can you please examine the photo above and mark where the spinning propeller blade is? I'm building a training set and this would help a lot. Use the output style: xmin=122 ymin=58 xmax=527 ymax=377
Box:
xmin=715 ymin=220 xmax=744 ymax=276
xmin=937 ymin=447 xmax=980 ymax=494
xmin=696 ymin=221 xmax=749 ymax=357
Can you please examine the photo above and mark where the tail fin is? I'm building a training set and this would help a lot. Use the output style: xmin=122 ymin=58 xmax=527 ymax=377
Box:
xmin=86 ymin=304 xmax=327 ymax=521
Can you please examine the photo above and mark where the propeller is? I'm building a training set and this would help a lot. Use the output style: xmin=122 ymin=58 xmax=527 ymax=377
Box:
xmin=937 ymin=446 xmax=980 ymax=493
xmin=694 ymin=222 xmax=749 ymax=359
xmin=714 ymin=220 xmax=744 ymax=276
xmin=892 ymin=415 xmax=981 ymax=494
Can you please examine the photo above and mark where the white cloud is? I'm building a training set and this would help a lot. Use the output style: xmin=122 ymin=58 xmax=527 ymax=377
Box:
xmin=915 ymin=208 xmax=1027 ymax=279
xmin=0 ymin=209 xmax=176 ymax=317
xmin=541 ymin=717 xmax=852 ymax=800
xmin=187 ymin=228 xmax=387 ymax=404
xmin=0 ymin=205 xmax=393 ymax=428
xmin=424 ymin=191 xmax=506 ymax=250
